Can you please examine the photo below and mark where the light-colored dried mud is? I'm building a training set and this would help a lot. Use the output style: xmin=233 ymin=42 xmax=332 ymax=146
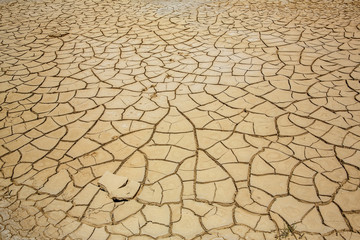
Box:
xmin=1 ymin=0 xmax=360 ymax=239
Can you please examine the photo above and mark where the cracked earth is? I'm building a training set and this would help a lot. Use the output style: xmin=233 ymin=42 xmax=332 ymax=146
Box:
xmin=0 ymin=0 xmax=360 ymax=239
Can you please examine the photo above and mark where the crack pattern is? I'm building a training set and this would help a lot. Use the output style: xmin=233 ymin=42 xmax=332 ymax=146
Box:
xmin=0 ymin=0 xmax=360 ymax=239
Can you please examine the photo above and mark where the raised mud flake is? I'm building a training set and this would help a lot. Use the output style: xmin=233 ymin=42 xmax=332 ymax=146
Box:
xmin=111 ymin=180 xmax=141 ymax=201
xmin=98 ymin=171 xmax=141 ymax=201
xmin=48 ymin=32 xmax=69 ymax=38
xmin=98 ymin=171 xmax=128 ymax=193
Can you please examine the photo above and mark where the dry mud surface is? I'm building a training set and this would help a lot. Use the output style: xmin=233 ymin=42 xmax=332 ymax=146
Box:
xmin=0 ymin=0 xmax=360 ymax=239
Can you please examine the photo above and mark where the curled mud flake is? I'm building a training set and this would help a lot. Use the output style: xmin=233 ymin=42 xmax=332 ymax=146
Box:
xmin=97 ymin=171 xmax=141 ymax=201
xmin=48 ymin=33 xmax=69 ymax=38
